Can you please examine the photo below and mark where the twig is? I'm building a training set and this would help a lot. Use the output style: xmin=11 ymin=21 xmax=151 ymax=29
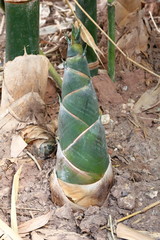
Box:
xmin=149 ymin=11 xmax=160 ymax=33
xmin=108 ymin=215 xmax=117 ymax=240
xmin=0 ymin=206 xmax=42 ymax=211
xmin=26 ymin=151 xmax=42 ymax=171
xmin=0 ymin=14 xmax=4 ymax=35
xmin=72 ymin=0 xmax=160 ymax=80
xmin=117 ymin=200 xmax=160 ymax=223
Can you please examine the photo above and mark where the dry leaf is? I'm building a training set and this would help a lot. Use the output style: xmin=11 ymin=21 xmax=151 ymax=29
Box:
xmin=115 ymin=0 xmax=141 ymax=26
xmin=0 ymin=218 xmax=22 ymax=240
xmin=11 ymin=166 xmax=23 ymax=234
xmin=31 ymin=231 xmax=44 ymax=240
xmin=133 ymin=84 xmax=160 ymax=113
xmin=1 ymin=54 xmax=49 ymax=109
xmin=74 ymin=21 xmax=104 ymax=66
xmin=0 ymin=91 xmax=46 ymax=127
xmin=21 ymin=125 xmax=56 ymax=158
xmin=21 ymin=125 xmax=54 ymax=143
xmin=35 ymin=229 xmax=89 ymax=240
xmin=10 ymin=135 xmax=27 ymax=158
xmin=116 ymin=223 xmax=154 ymax=240
xmin=18 ymin=212 xmax=51 ymax=234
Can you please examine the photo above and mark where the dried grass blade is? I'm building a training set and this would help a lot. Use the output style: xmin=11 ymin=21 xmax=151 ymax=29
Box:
xmin=11 ymin=165 xmax=23 ymax=234
xmin=18 ymin=212 xmax=51 ymax=234
xmin=0 ymin=218 xmax=22 ymax=240
xmin=117 ymin=200 xmax=160 ymax=223
xmin=75 ymin=20 xmax=104 ymax=67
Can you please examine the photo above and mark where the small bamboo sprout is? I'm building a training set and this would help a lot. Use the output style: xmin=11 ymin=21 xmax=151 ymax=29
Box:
xmin=4 ymin=0 xmax=39 ymax=62
xmin=50 ymin=29 xmax=113 ymax=209
xmin=108 ymin=0 xmax=115 ymax=82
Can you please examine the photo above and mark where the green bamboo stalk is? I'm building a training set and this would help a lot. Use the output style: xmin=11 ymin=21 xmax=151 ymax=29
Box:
xmin=50 ymin=29 xmax=113 ymax=208
xmin=108 ymin=0 xmax=115 ymax=81
xmin=0 ymin=0 xmax=5 ymax=11
xmin=75 ymin=0 xmax=98 ymax=76
xmin=5 ymin=0 xmax=39 ymax=62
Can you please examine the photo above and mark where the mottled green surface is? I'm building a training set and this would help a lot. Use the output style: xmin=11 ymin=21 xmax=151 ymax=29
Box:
xmin=56 ymin=37 xmax=109 ymax=184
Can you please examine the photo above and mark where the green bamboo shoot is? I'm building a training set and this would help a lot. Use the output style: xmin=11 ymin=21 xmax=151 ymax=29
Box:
xmin=75 ymin=0 xmax=98 ymax=76
xmin=50 ymin=29 xmax=113 ymax=209
xmin=5 ymin=0 xmax=39 ymax=62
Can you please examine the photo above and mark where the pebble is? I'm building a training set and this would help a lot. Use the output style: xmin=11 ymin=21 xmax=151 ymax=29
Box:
xmin=127 ymin=102 xmax=134 ymax=109
xmin=117 ymin=144 xmax=123 ymax=150
xmin=118 ymin=194 xmax=136 ymax=210
xmin=130 ymin=156 xmax=136 ymax=161
xmin=122 ymin=85 xmax=128 ymax=91
xmin=55 ymin=205 xmax=73 ymax=220
xmin=146 ymin=191 xmax=158 ymax=199
xmin=121 ymin=109 xmax=127 ymax=114
xmin=128 ymin=98 xmax=135 ymax=103
xmin=101 ymin=114 xmax=110 ymax=125
xmin=122 ymin=104 xmax=127 ymax=110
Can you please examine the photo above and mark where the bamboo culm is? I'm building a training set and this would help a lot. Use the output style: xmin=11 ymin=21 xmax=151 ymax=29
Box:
xmin=5 ymin=0 xmax=39 ymax=62
xmin=75 ymin=0 xmax=98 ymax=76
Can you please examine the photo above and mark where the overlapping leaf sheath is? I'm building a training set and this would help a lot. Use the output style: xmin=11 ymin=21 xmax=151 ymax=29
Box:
xmin=50 ymin=34 xmax=113 ymax=208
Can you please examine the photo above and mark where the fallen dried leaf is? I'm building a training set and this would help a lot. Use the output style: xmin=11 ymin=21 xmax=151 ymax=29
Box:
xmin=18 ymin=212 xmax=52 ymax=234
xmin=35 ymin=229 xmax=89 ymax=240
xmin=74 ymin=20 xmax=104 ymax=66
xmin=10 ymin=135 xmax=27 ymax=158
xmin=1 ymin=54 xmax=49 ymax=109
xmin=31 ymin=231 xmax=44 ymax=240
xmin=0 ymin=218 xmax=22 ymax=240
xmin=116 ymin=223 xmax=154 ymax=240
xmin=11 ymin=166 xmax=23 ymax=234
xmin=133 ymin=84 xmax=160 ymax=113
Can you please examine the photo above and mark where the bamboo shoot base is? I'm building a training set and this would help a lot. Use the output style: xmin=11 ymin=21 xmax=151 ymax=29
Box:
xmin=50 ymin=161 xmax=113 ymax=210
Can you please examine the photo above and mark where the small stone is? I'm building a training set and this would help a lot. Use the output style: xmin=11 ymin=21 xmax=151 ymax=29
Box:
xmin=85 ymin=206 xmax=100 ymax=216
xmin=101 ymin=114 xmax=110 ymax=125
xmin=121 ymin=110 xmax=127 ymax=114
xmin=122 ymin=104 xmax=127 ymax=110
xmin=128 ymin=98 xmax=135 ymax=103
xmin=157 ymin=126 xmax=160 ymax=130
xmin=25 ymin=186 xmax=31 ymax=192
xmin=121 ymin=190 xmax=129 ymax=197
xmin=55 ymin=205 xmax=73 ymax=220
xmin=114 ymin=148 xmax=118 ymax=152
xmin=127 ymin=102 xmax=134 ymax=109
xmin=146 ymin=191 xmax=158 ymax=199
xmin=122 ymin=85 xmax=128 ymax=91
xmin=118 ymin=194 xmax=136 ymax=210
xmin=130 ymin=156 xmax=136 ymax=161
xmin=117 ymin=144 xmax=123 ymax=150
xmin=57 ymin=62 xmax=64 ymax=69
